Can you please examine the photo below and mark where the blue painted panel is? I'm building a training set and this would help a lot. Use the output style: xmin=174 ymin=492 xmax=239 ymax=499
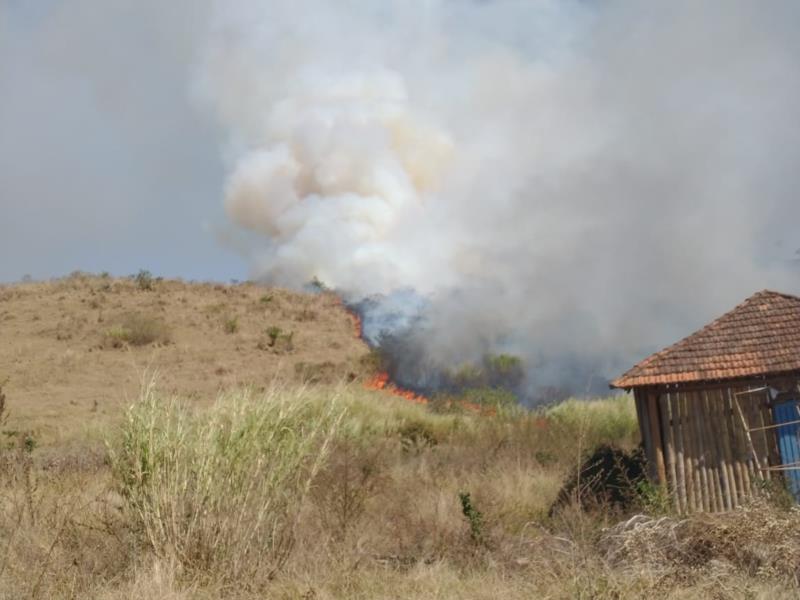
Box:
xmin=773 ymin=400 xmax=800 ymax=502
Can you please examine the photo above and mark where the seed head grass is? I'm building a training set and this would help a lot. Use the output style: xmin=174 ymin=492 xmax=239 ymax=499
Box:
xmin=108 ymin=377 xmax=344 ymax=583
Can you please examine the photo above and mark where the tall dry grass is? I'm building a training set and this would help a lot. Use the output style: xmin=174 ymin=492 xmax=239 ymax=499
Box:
xmin=1 ymin=382 xmax=798 ymax=599
xmin=108 ymin=378 xmax=344 ymax=584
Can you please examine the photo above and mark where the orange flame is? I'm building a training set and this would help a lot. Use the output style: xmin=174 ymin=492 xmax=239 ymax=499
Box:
xmin=366 ymin=371 xmax=428 ymax=405
xmin=339 ymin=296 xmax=489 ymax=414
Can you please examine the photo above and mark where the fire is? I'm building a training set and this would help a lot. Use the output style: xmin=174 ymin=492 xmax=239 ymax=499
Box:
xmin=366 ymin=371 xmax=428 ymax=405
xmin=338 ymin=300 xmax=428 ymax=405
xmin=339 ymin=295 xmax=487 ymax=414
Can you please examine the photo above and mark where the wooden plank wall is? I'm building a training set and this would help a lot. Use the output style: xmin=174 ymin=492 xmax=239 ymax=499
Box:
xmin=641 ymin=386 xmax=779 ymax=513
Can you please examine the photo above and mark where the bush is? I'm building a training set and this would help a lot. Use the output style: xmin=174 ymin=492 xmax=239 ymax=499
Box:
xmin=223 ymin=315 xmax=239 ymax=334
xmin=108 ymin=381 xmax=344 ymax=582
xmin=266 ymin=326 xmax=282 ymax=346
xmin=105 ymin=314 xmax=170 ymax=347
xmin=134 ymin=270 xmax=154 ymax=291
xmin=549 ymin=444 xmax=647 ymax=516
xmin=258 ymin=327 xmax=294 ymax=353
xmin=483 ymin=353 xmax=524 ymax=389
xmin=442 ymin=353 xmax=525 ymax=393
xmin=458 ymin=492 xmax=485 ymax=544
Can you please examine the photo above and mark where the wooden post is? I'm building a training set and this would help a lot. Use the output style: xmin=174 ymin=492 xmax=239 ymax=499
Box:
xmin=701 ymin=391 xmax=724 ymax=511
xmin=672 ymin=393 xmax=687 ymax=513
xmin=679 ymin=391 xmax=698 ymax=512
xmin=707 ymin=390 xmax=733 ymax=510
xmin=717 ymin=389 xmax=741 ymax=506
xmin=647 ymin=391 xmax=667 ymax=487
xmin=634 ymin=390 xmax=657 ymax=482
xmin=731 ymin=393 xmax=754 ymax=494
xmin=660 ymin=392 xmax=679 ymax=511
xmin=735 ymin=394 xmax=763 ymax=474
xmin=690 ymin=390 xmax=711 ymax=511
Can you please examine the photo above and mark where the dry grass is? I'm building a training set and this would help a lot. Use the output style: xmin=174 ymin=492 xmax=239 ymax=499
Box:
xmin=0 ymin=378 xmax=796 ymax=598
xmin=1 ymin=275 xmax=799 ymax=598
xmin=0 ymin=274 xmax=369 ymax=446
xmin=104 ymin=313 xmax=171 ymax=347
xmin=109 ymin=378 xmax=344 ymax=584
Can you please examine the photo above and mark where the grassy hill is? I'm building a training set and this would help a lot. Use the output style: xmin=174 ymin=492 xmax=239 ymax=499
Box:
xmin=0 ymin=273 xmax=798 ymax=599
xmin=0 ymin=272 xmax=369 ymax=445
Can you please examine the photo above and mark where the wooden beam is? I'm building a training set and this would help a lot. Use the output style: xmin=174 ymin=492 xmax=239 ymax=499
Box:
xmin=635 ymin=389 xmax=657 ymax=482
xmin=647 ymin=391 xmax=667 ymax=487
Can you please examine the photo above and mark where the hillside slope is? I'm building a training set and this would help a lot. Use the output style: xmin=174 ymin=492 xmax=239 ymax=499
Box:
xmin=0 ymin=272 xmax=370 ymax=442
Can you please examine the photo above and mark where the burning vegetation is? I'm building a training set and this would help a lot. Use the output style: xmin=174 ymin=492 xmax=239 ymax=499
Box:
xmin=343 ymin=296 xmax=526 ymax=412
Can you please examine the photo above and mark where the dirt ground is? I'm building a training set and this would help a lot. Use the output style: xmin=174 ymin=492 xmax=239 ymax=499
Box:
xmin=0 ymin=272 xmax=370 ymax=445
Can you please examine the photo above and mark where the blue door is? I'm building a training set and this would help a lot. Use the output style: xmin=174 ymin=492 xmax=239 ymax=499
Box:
xmin=773 ymin=400 xmax=800 ymax=502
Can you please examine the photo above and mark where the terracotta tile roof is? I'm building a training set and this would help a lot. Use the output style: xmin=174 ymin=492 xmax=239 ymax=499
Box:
xmin=612 ymin=290 xmax=800 ymax=389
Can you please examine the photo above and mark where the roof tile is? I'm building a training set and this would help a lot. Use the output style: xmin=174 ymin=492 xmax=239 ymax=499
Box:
xmin=612 ymin=290 xmax=800 ymax=388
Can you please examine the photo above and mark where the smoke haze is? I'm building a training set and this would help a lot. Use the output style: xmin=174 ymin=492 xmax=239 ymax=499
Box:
xmin=201 ymin=1 xmax=800 ymax=396
xmin=4 ymin=1 xmax=800 ymax=398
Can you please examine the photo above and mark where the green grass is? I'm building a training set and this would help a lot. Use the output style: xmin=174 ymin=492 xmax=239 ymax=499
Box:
xmin=545 ymin=394 xmax=638 ymax=449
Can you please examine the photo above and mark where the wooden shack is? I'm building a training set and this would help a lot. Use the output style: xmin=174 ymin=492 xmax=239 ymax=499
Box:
xmin=612 ymin=290 xmax=800 ymax=513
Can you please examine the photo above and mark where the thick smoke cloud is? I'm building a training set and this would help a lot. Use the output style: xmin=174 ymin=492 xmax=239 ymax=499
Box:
xmin=201 ymin=0 xmax=800 ymax=397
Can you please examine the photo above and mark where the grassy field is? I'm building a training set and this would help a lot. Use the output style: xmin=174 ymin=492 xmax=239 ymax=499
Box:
xmin=1 ymin=275 xmax=798 ymax=599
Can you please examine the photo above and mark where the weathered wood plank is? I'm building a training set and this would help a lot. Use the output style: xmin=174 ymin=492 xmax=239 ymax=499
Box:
xmin=721 ymin=388 xmax=747 ymax=503
xmin=711 ymin=389 xmax=735 ymax=509
xmin=660 ymin=392 xmax=680 ymax=512
xmin=635 ymin=390 xmax=657 ymax=483
xmin=689 ymin=390 xmax=711 ymax=511
xmin=752 ymin=394 xmax=773 ymax=481
xmin=647 ymin=391 xmax=667 ymax=487
xmin=679 ymin=391 xmax=698 ymax=512
xmin=671 ymin=393 xmax=687 ymax=513
xmin=700 ymin=391 xmax=723 ymax=511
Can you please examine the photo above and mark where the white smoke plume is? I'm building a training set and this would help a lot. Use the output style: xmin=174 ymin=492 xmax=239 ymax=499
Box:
xmin=199 ymin=0 xmax=800 ymax=397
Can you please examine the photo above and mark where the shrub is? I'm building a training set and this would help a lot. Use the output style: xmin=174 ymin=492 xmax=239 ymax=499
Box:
xmin=549 ymin=444 xmax=647 ymax=516
xmin=309 ymin=276 xmax=328 ymax=292
xmin=108 ymin=380 xmax=344 ymax=583
xmin=458 ymin=492 xmax=484 ymax=544
xmin=257 ymin=327 xmax=294 ymax=353
xmin=450 ymin=363 xmax=486 ymax=389
xmin=134 ymin=270 xmax=154 ymax=291
xmin=483 ymin=353 xmax=524 ymax=389
xmin=223 ymin=315 xmax=239 ymax=334
xmin=105 ymin=314 xmax=170 ymax=347
xmin=266 ymin=326 xmax=282 ymax=346
xmin=397 ymin=420 xmax=439 ymax=453
xmin=442 ymin=353 xmax=525 ymax=393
